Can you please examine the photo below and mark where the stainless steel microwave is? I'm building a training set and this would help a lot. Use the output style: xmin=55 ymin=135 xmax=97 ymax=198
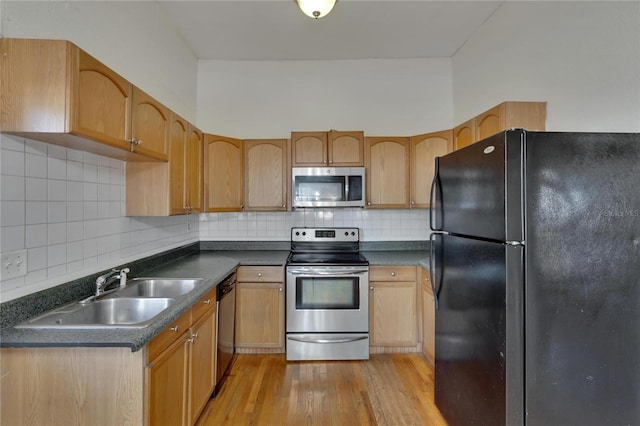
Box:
xmin=292 ymin=167 xmax=365 ymax=208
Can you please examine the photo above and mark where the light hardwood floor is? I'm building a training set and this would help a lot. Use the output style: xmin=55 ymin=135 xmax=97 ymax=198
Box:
xmin=196 ymin=353 xmax=447 ymax=426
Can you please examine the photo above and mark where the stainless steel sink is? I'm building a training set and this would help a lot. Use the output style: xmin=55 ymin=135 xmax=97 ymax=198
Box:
xmin=15 ymin=297 xmax=175 ymax=329
xmin=112 ymin=278 xmax=204 ymax=299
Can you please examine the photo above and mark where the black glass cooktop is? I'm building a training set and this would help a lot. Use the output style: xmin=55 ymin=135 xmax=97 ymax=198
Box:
xmin=287 ymin=252 xmax=369 ymax=265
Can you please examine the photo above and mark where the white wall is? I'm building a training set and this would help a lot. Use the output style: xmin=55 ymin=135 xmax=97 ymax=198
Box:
xmin=196 ymin=58 xmax=454 ymax=138
xmin=452 ymin=1 xmax=640 ymax=132
xmin=0 ymin=0 xmax=198 ymax=123
xmin=0 ymin=134 xmax=200 ymax=302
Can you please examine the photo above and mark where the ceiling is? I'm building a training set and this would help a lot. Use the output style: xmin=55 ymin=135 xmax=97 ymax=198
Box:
xmin=159 ymin=0 xmax=504 ymax=61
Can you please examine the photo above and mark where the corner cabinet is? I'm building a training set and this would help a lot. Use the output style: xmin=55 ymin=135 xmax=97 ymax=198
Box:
xmin=409 ymin=130 xmax=453 ymax=208
xmin=1 ymin=38 xmax=168 ymax=162
xmin=0 ymin=288 xmax=218 ymax=426
xmin=243 ymin=139 xmax=289 ymax=211
xmin=365 ymin=137 xmax=411 ymax=209
xmin=454 ymin=101 xmax=547 ymax=150
xmin=203 ymin=134 xmax=244 ymax=212
xmin=369 ymin=266 xmax=418 ymax=352
xmin=235 ymin=266 xmax=285 ymax=353
xmin=291 ymin=131 xmax=364 ymax=167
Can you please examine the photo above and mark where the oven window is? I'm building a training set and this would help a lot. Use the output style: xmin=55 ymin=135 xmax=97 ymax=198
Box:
xmin=295 ymin=277 xmax=360 ymax=309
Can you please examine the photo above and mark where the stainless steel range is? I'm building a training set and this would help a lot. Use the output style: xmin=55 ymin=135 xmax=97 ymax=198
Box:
xmin=286 ymin=227 xmax=369 ymax=361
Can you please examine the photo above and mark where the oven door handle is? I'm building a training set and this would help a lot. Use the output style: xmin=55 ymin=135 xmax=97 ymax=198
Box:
xmin=287 ymin=268 xmax=369 ymax=276
xmin=287 ymin=336 xmax=369 ymax=344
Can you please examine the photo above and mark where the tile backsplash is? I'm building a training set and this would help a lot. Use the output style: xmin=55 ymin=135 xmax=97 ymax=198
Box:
xmin=198 ymin=208 xmax=430 ymax=241
xmin=0 ymin=134 xmax=199 ymax=302
xmin=1 ymin=133 xmax=430 ymax=302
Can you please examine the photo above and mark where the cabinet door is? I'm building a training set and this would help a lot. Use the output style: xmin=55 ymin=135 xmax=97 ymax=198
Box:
xmin=475 ymin=103 xmax=505 ymax=141
xmin=131 ymin=88 xmax=170 ymax=161
xmin=73 ymin=48 xmax=132 ymax=151
xmin=169 ymin=114 xmax=189 ymax=215
xmin=453 ymin=118 xmax=475 ymax=151
xmin=365 ymin=137 xmax=410 ymax=208
xmin=186 ymin=125 xmax=203 ymax=213
xmin=291 ymin=132 xmax=327 ymax=166
xmin=328 ymin=131 xmax=364 ymax=166
xmin=243 ymin=139 xmax=288 ymax=211
xmin=146 ymin=335 xmax=190 ymax=426
xmin=189 ymin=308 xmax=216 ymax=425
xmin=235 ymin=282 xmax=284 ymax=348
xmin=370 ymin=281 xmax=417 ymax=347
xmin=422 ymin=282 xmax=435 ymax=364
xmin=203 ymin=135 xmax=243 ymax=212
xmin=410 ymin=130 xmax=452 ymax=208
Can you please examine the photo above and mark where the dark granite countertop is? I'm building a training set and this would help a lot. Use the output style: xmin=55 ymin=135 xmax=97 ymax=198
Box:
xmin=0 ymin=247 xmax=431 ymax=352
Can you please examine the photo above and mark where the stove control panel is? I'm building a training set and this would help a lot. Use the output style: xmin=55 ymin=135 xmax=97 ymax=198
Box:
xmin=291 ymin=227 xmax=360 ymax=243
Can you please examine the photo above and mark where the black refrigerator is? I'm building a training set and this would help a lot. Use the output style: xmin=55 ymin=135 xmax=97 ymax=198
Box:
xmin=429 ymin=130 xmax=640 ymax=426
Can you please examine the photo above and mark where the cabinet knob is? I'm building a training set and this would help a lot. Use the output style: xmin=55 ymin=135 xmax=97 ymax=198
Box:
xmin=279 ymin=287 xmax=283 ymax=292
xmin=170 ymin=326 xmax=179 ymax=332
xmin=257 ymin=272 xmax=262 ymax=277
xmin=367 ymin=202 xmax=371 ymax=206
xmin=203 ymin=299 xmax=211 ymax=305
xmin=282 ymin=204 xmax=286 ymax=208
xmin=370 ymin=286 xmax=374 ymax=291
xmin=411 ymin=201 xmax=415 ymax=205
xmin=192 ymin=332 xmax=199 ymax=340
xmin=136 ymin=139 xmax=143 ymax=146
xmin=391 ymin=272 xmax=396 ymax=276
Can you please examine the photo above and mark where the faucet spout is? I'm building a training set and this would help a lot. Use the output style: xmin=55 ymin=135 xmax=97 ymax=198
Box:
xmin=95 ymin=268 xmax=130 ymax=297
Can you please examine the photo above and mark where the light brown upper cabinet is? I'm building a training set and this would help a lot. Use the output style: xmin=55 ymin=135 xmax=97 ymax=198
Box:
xmin=0 ymin=38 xmax=168 ymax=161
xmin=204 ymin=135 xmax=244 ymax=212
xmin=410 ymin=130 xmax=453 ymax=208
xmin=365 ymin=137 xmax=411 ymax=209
xmin=291 ymin=131 xmax=364 ymax=167
xmin=169 ymin=115 xmax=203 ymax=215
xmin=454 ymin=101 xmax=546 ymax=150
xmin=243 ymin=139 xmax=288 ymax=211
xmin=129 ymin=88 xmax=170 ymax=161
xmin=453 ymin=118 xmax=475 ymax=151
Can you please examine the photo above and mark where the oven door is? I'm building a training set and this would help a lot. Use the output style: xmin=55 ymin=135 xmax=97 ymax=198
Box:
xmin=285 ymin=266 xmax=369 ymax=333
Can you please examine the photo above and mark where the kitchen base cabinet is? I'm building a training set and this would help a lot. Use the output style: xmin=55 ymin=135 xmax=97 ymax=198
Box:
xmin=0 ymin=346 xmax=145 ymax=426
xmin=369 ymin=266 xmax=419 ymax=353
xmin=0 ymin=289 xmax=218 ymax=426
xmin=235 ymin=266 xmax=285 ymax=353
xmin=420 ymin=267 xmax=435 ymax=365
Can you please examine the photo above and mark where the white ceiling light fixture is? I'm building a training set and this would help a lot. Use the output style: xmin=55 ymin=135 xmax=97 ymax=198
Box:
xmin=296 ymin=0 xmax=337 ymax=19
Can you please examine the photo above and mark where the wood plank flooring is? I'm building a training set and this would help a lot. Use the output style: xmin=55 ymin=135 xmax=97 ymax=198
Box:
xmin=196 ymin=353 xmax=447 ymax=426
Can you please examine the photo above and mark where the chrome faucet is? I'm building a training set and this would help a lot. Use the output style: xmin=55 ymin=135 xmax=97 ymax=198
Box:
xmin=95 ymin=268 xmax=130 ymax=297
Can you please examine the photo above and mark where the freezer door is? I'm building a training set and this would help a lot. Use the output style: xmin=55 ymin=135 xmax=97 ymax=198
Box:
xmin=432 ymin=130 xmax=524 ymax=242
xmin=524 ymin=132 xmax=640 ymax=425
xmin=434 ymin=233 xmax=521 ymax=426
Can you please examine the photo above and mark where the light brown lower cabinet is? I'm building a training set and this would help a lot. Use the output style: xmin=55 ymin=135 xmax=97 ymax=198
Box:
xmin=235 ymin=266 xmax=285 ymax=352
xmin=369 ymin=266 xmax=418 ymax=350
xmin=421 ymin=267 xmax=435 ymax=364
xmin=0 ymin=288 xmax=217 ymax=426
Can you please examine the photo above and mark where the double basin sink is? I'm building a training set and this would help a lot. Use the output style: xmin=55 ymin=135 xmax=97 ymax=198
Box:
xmin=16 ymin=278 xmax=205 ymax=329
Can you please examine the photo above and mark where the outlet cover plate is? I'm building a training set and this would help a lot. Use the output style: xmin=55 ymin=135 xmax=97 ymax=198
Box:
xmin=1 ymin=249 xmax=28 ymax=280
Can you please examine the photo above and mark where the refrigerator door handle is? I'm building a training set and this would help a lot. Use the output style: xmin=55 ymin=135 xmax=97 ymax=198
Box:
xmin=429 ymin=231 xmax=443 ymax=309
xmin=429 ymin=157 xmax=441 ymax=231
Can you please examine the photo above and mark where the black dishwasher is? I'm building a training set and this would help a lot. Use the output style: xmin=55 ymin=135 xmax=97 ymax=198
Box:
xmin=215 ymin=272 xmax=236 ymax=393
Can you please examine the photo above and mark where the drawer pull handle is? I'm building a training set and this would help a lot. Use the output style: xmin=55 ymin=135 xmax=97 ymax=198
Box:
xmin=170 ymin=326 xmax=179 ymax=332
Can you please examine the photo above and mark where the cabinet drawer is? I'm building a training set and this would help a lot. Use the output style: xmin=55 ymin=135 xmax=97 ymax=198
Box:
xmin=237 ymin=266 xmax=283 ymax=282
xmin=147 ymin=309 xmax=192 ymax=363
xmin=370 ymin=266 xmax=416 ymax=282
xmin=192 ymin=287 xmax=216 ymax=322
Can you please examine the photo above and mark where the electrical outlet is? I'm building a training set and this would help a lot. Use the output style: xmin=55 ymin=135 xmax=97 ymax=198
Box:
xmin=1 ymin=250 xmax=28 ymax=280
